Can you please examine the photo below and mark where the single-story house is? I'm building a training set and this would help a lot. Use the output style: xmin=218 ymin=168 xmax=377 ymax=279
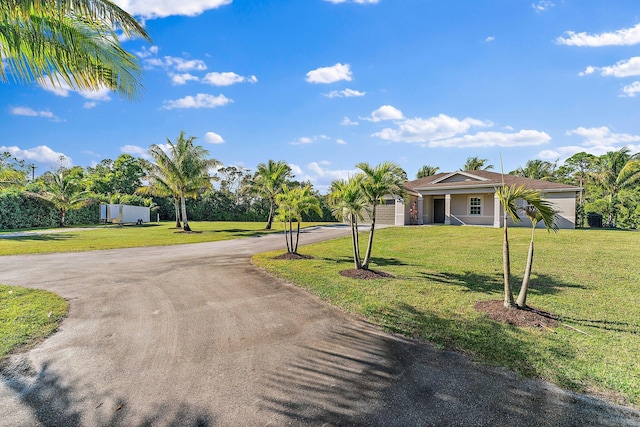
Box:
xmin=378 ymin=170 xmax=581 ymax=229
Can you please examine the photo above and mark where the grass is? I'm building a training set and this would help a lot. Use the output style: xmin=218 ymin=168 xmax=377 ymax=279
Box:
xmin=253 ymin=226 xmax=640 ymax=408
xmin=0 ymin=221 xmax=334 ymax=255
xmin=0 ymin=285 xmax=68 ymax=362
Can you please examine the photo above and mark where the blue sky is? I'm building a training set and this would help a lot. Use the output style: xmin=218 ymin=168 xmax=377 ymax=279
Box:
xmin=4 ymin=0 xmax=640 ymax=191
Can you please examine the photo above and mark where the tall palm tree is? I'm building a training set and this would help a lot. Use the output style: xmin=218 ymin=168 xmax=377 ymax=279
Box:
xmin=590 ymin=148 xmax=640 ymax=227
xmin=276 ymin=184 xmax=322 ymax=254
xmin=511 ymin=159 xmax=556 ymax=181
xmin=137 ymin=160 xmax=182 ymax=228
xmin=27 ymin=168 xmax=93 ymax=227
xmin=516 ymin=205 xmax=559 ymax=308
xmin=1 ymin=0 xmax=151 ymax=99
xmin=416 ymin=164 xmax=439 ymax=179
xmin=247 ymin=160 xmax=292 ymax=230
xmin=495 ymin=184 xmax=557 ymax=308
xmin=462 ymin=156 xmax=493 ymax=171
xmin=145 ymin=132 xmax=220 ymax=232
xmin=328 ymin=177 xmax=368 ymax=270
xmin=356 ymin=161 xmax=406 ymax=270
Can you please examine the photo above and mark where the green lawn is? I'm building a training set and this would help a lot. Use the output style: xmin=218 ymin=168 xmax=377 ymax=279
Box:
xmin=253 ymin=226 xmax=640 ymax=408
xmin=0 ymin=221 xmax=334 ymax=255
xmin=0 ymin=285 xmax=68 ymax=362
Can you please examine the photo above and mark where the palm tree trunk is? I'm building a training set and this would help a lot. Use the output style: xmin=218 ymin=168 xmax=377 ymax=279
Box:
xmin=362 ymin=205 xmax=377 ymax=269
xmin=351 ymin=214 xmax=362 ymax=269
xmin=294 ymin=221 xmax=300 ymax=253
xmin=284 ymin=221 xmax=290 ymax=253
xmin=266 ymin=199 xmax=274 ymax=230
xmin=60 ymin=209 xmax=66 ymax=227
xmin=181 ymin=192 xmax=191 ymax=232
xmin=516 ymin=230 xmax=535 ymax=308
xmin=503 ymin=218 xmax=515 ymax=308
xmin=289 ymin=218 xmax=294 ymax=253
xmin=174 ymin=196 xmax=181 ymax=228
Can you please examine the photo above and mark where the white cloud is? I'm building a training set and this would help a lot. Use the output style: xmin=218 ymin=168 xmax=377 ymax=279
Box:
xmin=622 ymin=81 xmax=640 ymax=97
xmin=582 ymin=57 xmax=640 ymax=78
xmin=342 ymin=116 xmax=359 ymax=126
xmin=144 ymin=56 xmax=207 ymax=71
xmin=324 ymin=88 xmax=366 ymax=98
xmin=485 ymin=36 xmax=495 ymax=42
xmin=305 ymin=63 xmax=352 ymax=84
xmin=78 ymin=87 xmax=111 ymax=101
xmin=288 ymin=161 xmax=360 ymax=193
xmin=10 ymin=106 xmax=60 ymax=121
xmin=557 ymin=22 xmax=640 ymax=47
xmin=170 ymin=73 xmax=199 ymax=85
xmin=291 ymin=135 xmax=330 ymax=146
xmin=204 ymin=131 xmax=225 ymax=144
xmin=113 ymin=0 xmax=232 ymax=20
xmin=373 ymin=114 xmax=491 ymax=143
xmin=336 ymin=139 xmax=347 ymax=145
xmin=135 ymin=46 xmax=158 ymax=58
xmin=0 ymin=145 xmax=69 ymax=164
xmin=566 ymin=126 xmax=640 ymax=146
xmin=39 ymin=75 xmax=111 ymax=103
xmin=202 ymin=72 xmax=258 ymax=86
xmin=161 ymin=93 xmax=232 ymax=110
xmin=542 ymin=126 xmax=640 ymax=160
xmin=121 ymin=145 xmax=148 ymax=157
xmin=83 ymin=102 xmax=97 ymax=109
xmin=429 ymin=130 xmax=551 ymax=148
xmin=362 ymin=105 xmax=404 ymax=122
xmin=532 ymin=1 xmax=554 ymax=12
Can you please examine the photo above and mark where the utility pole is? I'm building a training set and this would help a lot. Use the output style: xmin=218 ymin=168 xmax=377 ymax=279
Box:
xmin=30 ymin=164 xmax=36 ymax=181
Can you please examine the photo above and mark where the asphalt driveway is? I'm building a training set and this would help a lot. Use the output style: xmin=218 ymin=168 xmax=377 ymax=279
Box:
xmin=1 ymin=226 xmax=639 ymax=426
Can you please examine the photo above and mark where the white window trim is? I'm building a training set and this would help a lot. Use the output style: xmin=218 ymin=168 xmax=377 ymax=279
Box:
xmin=468 ymin=195 xmax=482 ymax=216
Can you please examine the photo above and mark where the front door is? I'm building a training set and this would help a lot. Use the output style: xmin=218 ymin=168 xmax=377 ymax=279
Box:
xmin=434 ymin=198 xmax=445 ymax=223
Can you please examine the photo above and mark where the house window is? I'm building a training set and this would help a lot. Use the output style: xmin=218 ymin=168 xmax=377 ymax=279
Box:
xmin=469 ymin=196 xmax=482 ymax=215
xmin=384 ymin=199 xmax=395 ymax=206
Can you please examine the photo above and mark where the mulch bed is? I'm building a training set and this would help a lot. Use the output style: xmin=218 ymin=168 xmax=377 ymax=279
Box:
xmin=474 ymin=300 xmax=558 ymax=328
xmin=273 ymin=252 xmax=314 ymax=260
xmin=339 ymin=268 xmax=394 ymax=279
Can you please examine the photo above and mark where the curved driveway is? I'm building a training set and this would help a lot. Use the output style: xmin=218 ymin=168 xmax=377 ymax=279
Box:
xmin=1 ymin=226 xmax=639 ymax=426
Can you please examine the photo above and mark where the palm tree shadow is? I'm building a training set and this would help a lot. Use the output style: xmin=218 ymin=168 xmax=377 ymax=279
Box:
xmin=417 ymin=271 xmax=584 ymax=296
xmin=1 ymin=357 xmax=215 ymax=426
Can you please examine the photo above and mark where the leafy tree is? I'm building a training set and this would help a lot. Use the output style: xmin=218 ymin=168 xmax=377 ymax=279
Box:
xmin=0 ymin=152 xmax=29 ymax=188
xmin=495 ymin=184 xmax=558 ymax=308
xmin=416 ymin=164 xmax=440 ymax=178
xmin=590 ymin=148 xmax=640 ymax=227
xmin=276 ymin=184 xmax=322 ymax=254
xmin=328 ymin=177 xmax=368 ymax=270
xmin=510 ymin=159 xmax=557 ymax=181
xmin=516 ymin=205 xmax=558 ymax=308
xmin=462 ymin=156 xmax=493 ymax=171
xmin=1 ymin=0 xmax=151 ymax=99
xmin=247 ymin=160 xmax=292 ymax=230
xmin=86 ymin=154 xmax=145 ymax=196
xmin=356 ymin=161 xmax=406 ymax=270
xmin=144 ymin=131 xmax=220 ymax=232
xmin=26 ymin=168 xmax=93 ymax=226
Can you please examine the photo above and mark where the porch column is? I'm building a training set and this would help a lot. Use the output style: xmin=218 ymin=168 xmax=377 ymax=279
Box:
xmin=417 ymin=194 xmax=424 ymax=225
xmin=444 ymin=193 xmax=451 ymax=225
xmin=493 ymin=193 xmax=501 ymax=228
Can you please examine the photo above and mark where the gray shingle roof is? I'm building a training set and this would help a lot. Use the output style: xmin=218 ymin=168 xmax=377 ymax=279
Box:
xmin=405 ymin=170 xmax=580 ymax=192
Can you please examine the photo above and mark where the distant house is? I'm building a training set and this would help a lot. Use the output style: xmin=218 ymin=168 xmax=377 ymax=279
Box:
xmin=377 ymin=170 xmax=581 ymax=229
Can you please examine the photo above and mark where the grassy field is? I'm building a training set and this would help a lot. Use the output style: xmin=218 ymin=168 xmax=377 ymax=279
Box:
xmin=253 ymin=226 xmax=640 ymax=408
xmin=0 ymin=221 xmax=333 ymax=255
xmin=0 ymin=285 xmax=68 ymax=362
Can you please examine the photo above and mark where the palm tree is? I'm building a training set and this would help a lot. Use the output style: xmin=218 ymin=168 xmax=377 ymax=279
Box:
xmin=276 ymin=184 xmax=322 ymax=254
xmin=590 ymin=148 xmax=640 ymax=227
xmin=145 ymin=132 xmax=220 ymax=232
xmin=515 ymin=205 xmax=559 ymax=308
xmin=356 ymin=161 xmax=406 ymax=270
xmin=416 ymin=164 xmax=440 ymax=179
xmin=495 ymin=184 xmax=557 ymax=308
xmin=27 ymin=168 xmax=92 ymax=227
xmin=511 ymin=159 xmax=556 ymax=181
xmin=247 ymin=160 xmax=292 ymax=230
xmin=328 ymin=177 xmax=368 ymax=270
xmin=137 ymin=160 xmax=182 ymax=228
xmin=462 ymin=156 xmax=493 ymax=171
xmin=1 ymin=0 xmax=151 ymax=99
